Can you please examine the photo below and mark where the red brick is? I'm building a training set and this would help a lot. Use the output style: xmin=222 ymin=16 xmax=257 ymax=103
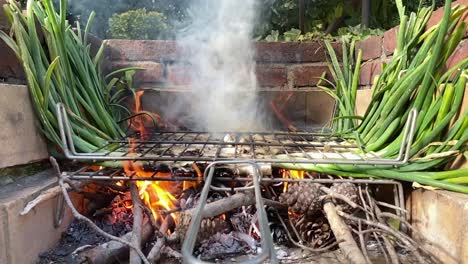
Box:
xmin=166 ymin=64 xmax=191 ymax=86
xmin=0 ymin=40 xmax=24 ymax=79
xmin=106 ymin=40 xmax=182 ymax=62
xmin=289 ymin=65 xmax=329 ymax=87
xmin=356 ymin=36 xmax=383 ymax=61
xmin=112 ymin=61 xmax=164 ymax=84
xmin=446 ymin=39 xmax=468 ymax=70
xmin=359 ymin=61 xmax=382 ymax=86
xmin=427 ymin=1 xmax=468 ymax=29
xmin=255 ymin=41 xmax=342 ymax=63
xmin=255 ymin=65 xmax=287 ymax=87
xmin=383 ymin=26 xmax=398 ymax=56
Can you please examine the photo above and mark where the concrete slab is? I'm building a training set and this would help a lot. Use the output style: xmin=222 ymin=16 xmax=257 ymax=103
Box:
xmin=0 ymin=169 xmax=75 ymax=264
xmin=0 ymin=84 xmax=48 ymax=168
xmin=408 ymin=189 xmax=468 ymax=264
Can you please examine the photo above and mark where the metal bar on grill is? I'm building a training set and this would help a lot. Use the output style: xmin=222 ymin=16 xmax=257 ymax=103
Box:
xmin=56 ymin=103 xmax=418 ymax=166
xmin=181 ymin=161 xmax=277 ymax=264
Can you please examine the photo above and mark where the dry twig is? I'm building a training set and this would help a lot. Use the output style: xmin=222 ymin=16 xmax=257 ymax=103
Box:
xmin=130 ymin=183 xmax=144 ymax=264
xmin=50 ymin=157 xmax=150 ymax=264
xmin=323 ymin=201 xmax=367 ymax=264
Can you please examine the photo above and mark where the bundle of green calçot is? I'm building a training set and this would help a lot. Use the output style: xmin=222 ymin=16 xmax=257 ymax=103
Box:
xmin=0 ymin=0 xmax=139 ymax=156
xmin=286 ymin=0 xmax=468 ymax=193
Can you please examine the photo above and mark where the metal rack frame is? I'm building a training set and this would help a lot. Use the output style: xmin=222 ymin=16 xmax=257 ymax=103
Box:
xmin=55 ymin=102 xmax=410 ymax=263
xmin=56 ymin=103 xmax=418 ymax=166
xmin=60 ymin=162 xmax=406 ymax=264
xmin=181 ymin=161 xmax=277 ymax=264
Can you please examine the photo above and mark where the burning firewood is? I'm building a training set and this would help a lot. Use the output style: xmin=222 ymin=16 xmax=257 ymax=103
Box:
xmin=176 ymin=192 xmax=256 ymax=240
xmin=51 ymin=157 xmax=151 ymax=264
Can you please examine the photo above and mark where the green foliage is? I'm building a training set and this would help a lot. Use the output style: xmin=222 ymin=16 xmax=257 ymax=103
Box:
xmin=264 ymin=28 xmax=332 ymax=42
xmin=256 ymin=0 xmax=341 ymax=37
xmin=337 ymin=25 xmax=384 ymax=41
xmin=108 ymin=9 xmax=171 ymax=40
xmin=258 ymin=0 xmax=446 ymax=41
xmin=65 ymin=0 xmax=188 ymax=38
xmin=263 ymin=25 xmax=382 ymax=42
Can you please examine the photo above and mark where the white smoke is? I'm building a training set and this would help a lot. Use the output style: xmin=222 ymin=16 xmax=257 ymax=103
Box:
xmin=177 ymin=0 xmax=264 ymax=132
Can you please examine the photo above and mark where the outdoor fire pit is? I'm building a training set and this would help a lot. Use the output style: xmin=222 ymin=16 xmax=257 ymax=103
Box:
xmin=32 ymin=103 xmax=434 ymax=264
xmin=0 ymin=0 xmax=466 ymax=263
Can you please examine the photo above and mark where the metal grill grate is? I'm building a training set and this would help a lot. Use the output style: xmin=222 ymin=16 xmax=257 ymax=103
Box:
xmin=56 ymin=104 xmax=418 ymax=166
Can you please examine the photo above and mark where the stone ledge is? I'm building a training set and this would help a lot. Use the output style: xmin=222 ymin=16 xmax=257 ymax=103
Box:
xmin=0 ymin=84 xmax=48 ymax=168
xmin=0 ymin=169 xmax=75 ymax=264
xmin=408 ymin=189 xmax=468 ymax=264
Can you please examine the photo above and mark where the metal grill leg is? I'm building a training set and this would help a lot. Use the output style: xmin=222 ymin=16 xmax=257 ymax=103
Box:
xmin=181 ymin=160 xmax=277 ymax=264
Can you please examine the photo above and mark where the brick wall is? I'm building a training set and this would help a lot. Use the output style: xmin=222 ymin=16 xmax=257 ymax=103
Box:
xmin=104 ymin=2 xmax=467 ymax=90
xmin=357 ymin=0 xmax=468 ymax=90
xmin=104 ymin=40 xmax=342 ymax=89
xmin=1 ymin=1 xmax=466 ymax=89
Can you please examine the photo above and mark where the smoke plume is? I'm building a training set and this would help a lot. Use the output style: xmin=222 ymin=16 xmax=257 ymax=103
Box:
xmin=177 ymin=0 xmax=264 ymax=132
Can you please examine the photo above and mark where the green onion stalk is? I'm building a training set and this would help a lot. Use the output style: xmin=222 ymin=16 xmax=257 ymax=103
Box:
xmin=0 ymin=0 xmax=137 ymax=156
xmin=283 ymin=0 xmax=468 ymax=193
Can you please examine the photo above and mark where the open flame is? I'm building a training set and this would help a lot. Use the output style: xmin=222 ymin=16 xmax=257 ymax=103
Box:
xmin=182 ymin=163 xmax=203 ymax=190
xmin=125 ymin=90 xmax=179 ymax=223
xmin=129 ymin=90 xmax=165 ymax=136
xmin=123 ymin=147 xmax=178 ymax=223
xmin=281 ymin=169 xmax=304 ymax=192
xmin=123 ymin=90 xmax=204 ymax=225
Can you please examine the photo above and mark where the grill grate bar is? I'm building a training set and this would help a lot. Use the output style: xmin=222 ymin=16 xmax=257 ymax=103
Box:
xmin=56 ymin=103 xmax=417 ymax=166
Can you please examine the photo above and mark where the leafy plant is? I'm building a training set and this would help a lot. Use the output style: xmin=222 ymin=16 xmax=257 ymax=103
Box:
xmin=108 ymin=8 xmax=171 ymax=40
xmin=258 ymin=0 xmax=446 ymax=41
xmin=63 ymin=0 xmax=188 ymax=38
xmin=262 ymin=25 xmax=380 ymax=42
xmin=319 ymin=38 xmax=362 ymax=133
xmin=337 ymin=25 xmax=384 ymax=41
xmin=0 ymin=0 xmax=135 ymax=154
xmin=281 ymin=0 xmax=468 ymax=193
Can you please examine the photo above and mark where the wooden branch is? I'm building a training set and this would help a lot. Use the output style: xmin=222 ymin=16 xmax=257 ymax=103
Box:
xmin=337 ymin=211 xmax=427 ymax=263
xmin=319 ymin=185 xmax=362 ymax=210
xmin=147 ymin=235 xmax=166 ymax=263
xmin=374 ymin=203 xmax=400 ymax=264
xmin=78 ymin=221 xmax=154 ymax=264
xmin=323 ymin=201 xmax=367 ymax=264
xmin=50 ymin=157 xmax=150 ymax=264
xmin=187 ymin=192 xmax=256 ymax=219
xmin=130 ymin=183 xmax=144 ymax=264
xmin=147 ymin=215 xmax=174 ymax=262
xmin=20 ymin=179 xmax=85 ymax=216
xmin=176 ymin=192 xmax=255 ymax=241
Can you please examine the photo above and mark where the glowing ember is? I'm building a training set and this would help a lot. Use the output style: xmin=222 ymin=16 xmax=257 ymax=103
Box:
xmin=281 ymin=169 xmax=305 ymax=192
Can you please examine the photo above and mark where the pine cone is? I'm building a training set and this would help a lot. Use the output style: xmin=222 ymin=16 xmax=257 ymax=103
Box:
xmin=177 ymin=213 xmax=229 ymax=242
xmin=329 ymin=182 xmax=359 ymax=213
xmin=279 ymin=182 xmax=322 ymax=217
xmin=293 ymin=216 xmax=333 ymax=248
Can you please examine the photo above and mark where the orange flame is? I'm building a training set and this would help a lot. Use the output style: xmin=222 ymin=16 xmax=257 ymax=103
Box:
xmin=282 ymin=169 xmax=304 ymax=192
xmin=129 ymin=90 xmax=165 ymax=136
xmin=124 ymin=139 xmax=178 ymax=223
xmin=182 ymin=163 xmax=203 ymax=191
